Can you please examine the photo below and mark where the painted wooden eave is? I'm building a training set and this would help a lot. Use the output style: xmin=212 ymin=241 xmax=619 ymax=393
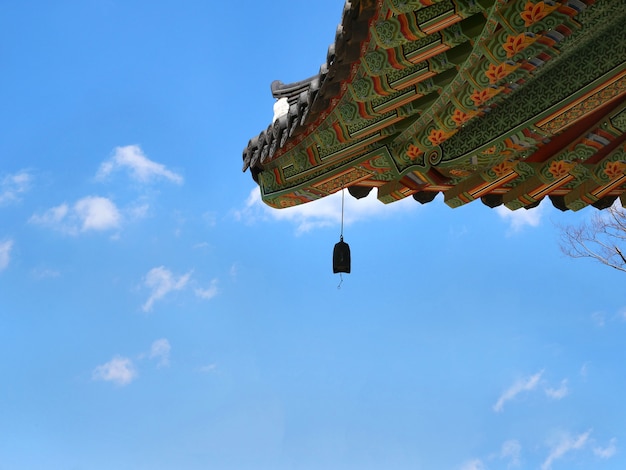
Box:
xmin=242 ymin=0 xmax=626 ymax=212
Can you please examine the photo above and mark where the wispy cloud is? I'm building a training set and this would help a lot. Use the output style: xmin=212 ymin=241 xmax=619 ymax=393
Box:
xmin=545 ymin=379 xmax=569 ymax=400
xmin=460 ymin=458 xmax=485 ymax=470
xmin=31 ymin=267 xmax=61 ymax=279
xmin=193 ymin=242 xmax=211 ymax=250
xmin=495 ymin=204 xmax=543 ymax=234
xmin=493 ymin=370 xmax=544 ymax=412
xmin=541 ymin=429 xmax=591 ymax=470
xmin=580 ymin=361 xmax=590 ymax=379
xmin=501 ymin=439 xmax=522 ymax=468
xmin=591 ymin=311 xmax=606 ymax=327
xmin=195 ymin=278 xmax=219 ymax=300
xmin=96 ymin=145 xmax=183 ymax=184
xmin=0 ymin=239 xmax=14 ymax=271
xmin=199 ymin=363 xmax=218 ymax=373
xmin=149 ymin=338 xmax=171 ymax=367
xmin=202 ymin=211 xmax=217 ymax=227
xmin=126 ymin=201 xmax=150 ymax=220
xmin=591 ymin=308 xmax=626 ymax=326
xmin=30 ymin=203 xmax=69 ymax=228
xmin=0 ymin=170 xmax=31 ymax=205
xmin=594 ymin=438 xmax=617 ymax=459
xmin=142 ymin=266 xmax=192 ymax=312
xmin=235 ymin=187 xmax=418 ymax=235
xmin=30 ymin=196 xmax=121 ymax=235
xmin=229 ymin=263 xmax=238 ymax=278
xmin=92 ymin=355 xmax=137 ymax=386
xmin=96 ymin=339 xmax=172 ymax=386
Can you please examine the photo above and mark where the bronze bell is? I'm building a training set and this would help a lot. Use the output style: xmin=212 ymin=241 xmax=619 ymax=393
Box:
xmin=333 ymin=236 xmax=351 ymax=273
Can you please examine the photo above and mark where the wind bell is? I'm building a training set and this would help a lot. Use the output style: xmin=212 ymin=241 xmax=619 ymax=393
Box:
xmin=333 ymin=188 xmax=351 ymax=286
xmin=333 ymin=236 xmax=351 ymax=274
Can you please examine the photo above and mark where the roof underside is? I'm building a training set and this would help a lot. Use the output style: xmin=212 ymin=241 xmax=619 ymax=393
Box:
xmin=243 ymin=0 xmax=626 ymax=212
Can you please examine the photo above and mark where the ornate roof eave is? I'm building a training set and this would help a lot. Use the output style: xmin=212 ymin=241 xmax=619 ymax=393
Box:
xmin=242 ymin=0 xmax=378 ymax=177
xmin=242 ymin=0 xmax=626 ymax=212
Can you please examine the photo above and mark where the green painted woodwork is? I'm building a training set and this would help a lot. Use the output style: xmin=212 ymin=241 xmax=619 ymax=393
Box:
xmin=247 ymin=0 xmax=626 ymax=211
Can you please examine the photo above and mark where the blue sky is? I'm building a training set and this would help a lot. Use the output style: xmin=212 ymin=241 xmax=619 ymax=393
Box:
xmin=1 ymin=2 xmax=625 ymax=469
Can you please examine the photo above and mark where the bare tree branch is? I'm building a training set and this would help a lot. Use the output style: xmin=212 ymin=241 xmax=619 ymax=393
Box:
xmin=560 ymin=204 xmax=626 ymax=273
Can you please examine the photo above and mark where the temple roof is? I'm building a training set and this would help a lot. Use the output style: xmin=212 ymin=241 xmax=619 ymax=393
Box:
xmin=243 ymin=1 xmax=378 ymax=175
xmin=243 ymin=0 xmax=626 ymax=212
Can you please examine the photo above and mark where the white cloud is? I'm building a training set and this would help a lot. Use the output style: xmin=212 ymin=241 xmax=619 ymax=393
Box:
xmin=460 ymin=458 xmax=486 ymax=470
xmin=30 ymin=203 xmax=69 ymax=227
xmin=594 ymin=438 xmax=617 ymax=459
xmin=30 ymin=196 xmax=121 ymax=235
xmin=92 ymin=356 xmax=137 ymax=386
xmin=31 ymin=267 xmax=61 ymax=279
xmin=74 ymin=196 xmax=121 ymax=231
xmin=97 ymin=145 xmax=183 ymax=184
xmin=580 ymin=361 xmax=590 ymax=379
xmin=541 ymin=429 xmax=591 ymax=470
xmin=142 ymin=266 xmax=192 ymax=312
xmin=202 ymin=211 xmax=217 ymax=227
xmin=501 ymin=439 xmax=522 ymax=467
xmin=126 ymin=202 xmax=150 ymax=220
xmin=495 ymin=204 xmax=543 ymax=234
xmin=591 ymin=308 xmax=626 ymax=326
xmin=0 ymin=239 xmax=14 ymax=271
xmin=545 ymin=379 xmax=569 ymax=400
xmin=0 ymin=170 xmax=31 ymax=205
xmin=493 ymin=370 xmax=544 ymax=412
xmin=229 ymin=263 xmax=238 ymax=278
xmin=199 ymin=363 xmax=218 ymax=373
xmin=591 ymin=311 xmax=605 ymax=327
xmin=195 ymin=278 xmax=219 ymax=300
xmin=149 ymin=338 xmax=171 ymax=367
xmin=235 ymin=186 xmax=418 ymax=235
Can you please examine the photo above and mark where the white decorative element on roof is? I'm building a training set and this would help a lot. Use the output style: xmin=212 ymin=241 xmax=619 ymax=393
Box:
xmin=273 ymin=97 xmax=289 ymax=122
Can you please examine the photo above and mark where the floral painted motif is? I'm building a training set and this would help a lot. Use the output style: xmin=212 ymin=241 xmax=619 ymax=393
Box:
xmin=406 ymin=144 xmax=424 ymax=160
xmin=449 ymin=168 xmax=472 ymax=177
xmin=279 ymin=198 xmax=298 ymax=208
xmin=492 ymin=161 xmax=515 ymax=177
xmin=502 ymin=33 xmax=536 ymax=58
xmin=520 ymin=1 xmax=559 ymax=28
xmin=485 ymin=62 xmax=519 ymax=84
xmin=470 ymin=87 xmax=501 ymax=107
xmin=452 ymin=109 xmax=472 ymax=126
xmin=548 ymin=160 xmax=575 ymax=178
xmin=428 ymin=128 xmax=455 ymax=146
xmin=604 ymin=161 xmax=626 ymax=179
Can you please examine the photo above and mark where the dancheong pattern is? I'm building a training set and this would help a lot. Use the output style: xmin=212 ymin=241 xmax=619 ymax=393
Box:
xmin=243 ymin=0 xmax=626 ymax=212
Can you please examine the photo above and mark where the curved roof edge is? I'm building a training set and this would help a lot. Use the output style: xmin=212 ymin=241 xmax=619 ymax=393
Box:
xmin=242 ymin=0 xmax=377 ymax=177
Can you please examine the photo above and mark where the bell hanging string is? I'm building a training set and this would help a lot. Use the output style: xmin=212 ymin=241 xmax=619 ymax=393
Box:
xmin=332 ymin=188 xmax=351 ymax=275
